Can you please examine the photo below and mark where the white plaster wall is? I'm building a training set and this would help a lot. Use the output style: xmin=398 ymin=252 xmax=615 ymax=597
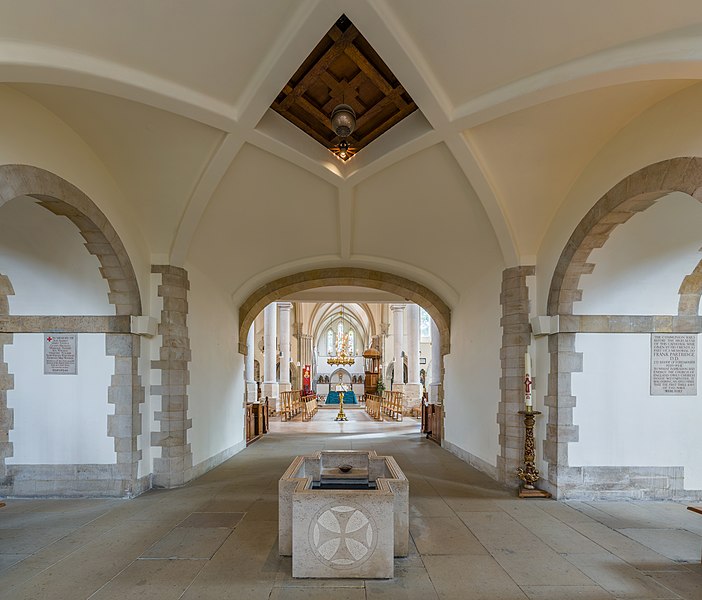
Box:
xmin=0 ymin=198 xmax=111 ymax=315
xmin=443 ymin=270 xmax=504 ymax=469
xmin=316 ymin=358 xmax=364 ymax=377
xmin=187 ymin=265 xmax=244 ymax=466
xmin=534 ymin=84 xmax=702 ymax=491
xmin=577 ymin=192 xmax=702 ymax=315
xmin=0 ymin=85 xmax=150 ymax=299
xmin=571 ymin=333 xmax=702 ymax=490
xmin=6 ymin=333 xmax=115 ymax=464
xmin=537 ymin=82 xmax=702 ymax=315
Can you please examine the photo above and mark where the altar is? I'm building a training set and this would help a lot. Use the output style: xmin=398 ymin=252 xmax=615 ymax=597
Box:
xmin=325 ymin=390 xmax=357 ymax=404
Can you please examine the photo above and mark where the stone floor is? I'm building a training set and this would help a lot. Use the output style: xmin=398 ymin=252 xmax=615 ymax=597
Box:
xmin=0 ymin=406 xmax=701 ymax=599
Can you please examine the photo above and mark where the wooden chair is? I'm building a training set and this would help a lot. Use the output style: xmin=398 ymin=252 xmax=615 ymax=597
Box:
xmin=365 ymin=394 xmax=382 ymax=420
xmin=302 ymin=394 xmax=318 ymax=421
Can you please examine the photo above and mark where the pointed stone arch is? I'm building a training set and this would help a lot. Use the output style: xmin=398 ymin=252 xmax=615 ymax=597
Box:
xmin=238 ymin=268 xmax=451 ymax=356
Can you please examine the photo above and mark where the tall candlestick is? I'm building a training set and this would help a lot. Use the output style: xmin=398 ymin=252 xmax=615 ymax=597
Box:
xmin=524 ymin=351 xmax=533 ymax=408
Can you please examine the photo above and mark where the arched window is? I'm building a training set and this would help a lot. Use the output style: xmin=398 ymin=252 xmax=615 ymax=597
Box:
xmin=348 ymin=329 xmax=355 ymax=354
xmin=327 ymin=329 xmax=334 ymax=355
xmin=420 ymin=307 xmax=431 ymax=340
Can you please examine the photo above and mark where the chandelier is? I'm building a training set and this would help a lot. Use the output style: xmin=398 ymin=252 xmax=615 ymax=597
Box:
xmin=327 ymin=305 xmax=355 ymax=366
xmin=330 ymin=103 xmax=356 ymax=160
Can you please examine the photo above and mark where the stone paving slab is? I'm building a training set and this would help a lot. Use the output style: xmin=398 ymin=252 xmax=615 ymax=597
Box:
xmin=1 ymin=413 xmax=701 ymax=599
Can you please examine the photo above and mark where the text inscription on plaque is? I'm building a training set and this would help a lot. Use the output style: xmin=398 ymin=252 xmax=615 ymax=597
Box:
xmin=44 ymin=334 xmax=77 ymax=375
xmin=650 ymin=333 xmax=697 ymax=395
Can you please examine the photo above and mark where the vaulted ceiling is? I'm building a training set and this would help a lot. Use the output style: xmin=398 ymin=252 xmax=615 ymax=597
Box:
xmin=4 ymin=0 xmax=702 ymax=306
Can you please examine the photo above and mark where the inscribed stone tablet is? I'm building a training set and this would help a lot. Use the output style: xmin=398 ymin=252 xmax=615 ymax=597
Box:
xmin=44 ymin=333 xmax=77 ymax=375
xmin=650 ymin=333 xmax=697 ymax=395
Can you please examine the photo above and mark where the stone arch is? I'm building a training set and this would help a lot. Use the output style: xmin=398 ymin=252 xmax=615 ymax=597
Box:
xmin=238 ymin=268 xmax=451 ymax=356
xmin=548 ymin=157 xmax=702 ymax=316
xmin=329 ymin=367 xmax=352 ymax=384
xmin=544 ymin=157 xmax=702 ymax=498
xmin=0 ymin=165 xmax=145 ymax=496
xmin=0 ymin=164 xmax=141 ymax=316
xmin=678 ymin=257 xmax=702 ymax=316
xmin=311 ymin=304 xmax=369 ymax=354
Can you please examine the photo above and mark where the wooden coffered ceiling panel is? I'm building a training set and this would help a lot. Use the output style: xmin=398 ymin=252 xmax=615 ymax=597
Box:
xmin=271 ymin=14 xmax=417 ymax=160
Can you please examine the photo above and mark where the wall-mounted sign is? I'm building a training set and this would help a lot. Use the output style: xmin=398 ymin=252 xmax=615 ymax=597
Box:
xmin=650 ymin=333 xmax=697 ymax=395
xmin=44 ymin=333 xmax=77 ymax=375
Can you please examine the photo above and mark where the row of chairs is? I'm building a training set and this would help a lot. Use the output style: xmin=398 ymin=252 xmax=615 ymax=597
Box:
xmin=382 ymin=391 xmax=404 ymax=421
xmin=364 ymin=391 xmax=404 ymax=421
xmin=280 ymin=390 xmax=302 ymax=421
xmin=302 ymin=394 xmax=318 ymax=421
xmin=280 ymin=390 xmax=318 ymax=422
xmin=365 ymin=394 xmax=383 ymax=420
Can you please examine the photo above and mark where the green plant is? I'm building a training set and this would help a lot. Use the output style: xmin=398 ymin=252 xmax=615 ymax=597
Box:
xmin=376 ymin=374 xmax=385 ymax=395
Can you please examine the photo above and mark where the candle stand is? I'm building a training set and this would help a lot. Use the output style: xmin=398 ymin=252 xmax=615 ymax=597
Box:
xmin=517 ymin=409 xmax=551 ymax=498
xmin=334 ymin=391 xmax=348 ymax=422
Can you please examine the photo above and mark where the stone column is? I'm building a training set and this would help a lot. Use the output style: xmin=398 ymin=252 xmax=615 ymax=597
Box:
xmin=278 ymin=302 xmax=292 ymax=393
xmin=544 ymin=332 xmax=582 ymax=497
xmin=107 ymin=333 xmax=145 ymax=496
xmin=0 ymin=273 xmax=14 ymax=489
xmin=300 ymin=334 xmax=313 ymax=380
xmin=262 ymin=302 xmax=279 ymax=410
xmin=390 ymin=304 xmax=405 ymax=393
xmin=497 ymin=266 xmax=534 ymax=487
xmin=245 ymin=323 xmax=257 ymax=403
xmin=429 ymin=318 xmax=442 ymax=404
xmin=150 ymin=265 xmax=193 ymax=489
xmin=404 ymin=304 xmax=422 ymax=408
xmin=380 ymin=320 xmax=389 ymax=387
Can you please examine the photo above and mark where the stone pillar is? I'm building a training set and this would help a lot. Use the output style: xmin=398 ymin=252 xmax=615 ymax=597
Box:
xmin=300 ymin=334 xmax=313 ymax=383
xmin=380 ymin=320 xmax=390 ymax=387
xmin=429 ymin=318 xmax=442 ymax=404
xmin=544 ymin=332 xmax=582 ymax=497
xmin=107 ymin=333 xmax=145 ymax=496
xmin=150 ymin=266 xmax=193 ymax=489
xmin=390 ymin=304 xmax=405 ymax=393
xmin=245 ymin=323 xmax=257 ymax=403
xmin=497 ymin=266 xmax=534 ymax=487
xmin=0 ymin=273 xmax=14 ymax=488
xmin=262 ymin=302 xmax=279 ymax=410
xmin=278 ymin=302 xmax=292 ymax=393
xmin=404 ymin=304 xmax=422 ymax=408
xmin=301 ymin=335 xmax=313 ymax=367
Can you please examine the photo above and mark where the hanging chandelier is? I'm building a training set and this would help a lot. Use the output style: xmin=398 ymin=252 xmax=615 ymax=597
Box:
xmin=327 ymin=304 xmax=355 ymax=366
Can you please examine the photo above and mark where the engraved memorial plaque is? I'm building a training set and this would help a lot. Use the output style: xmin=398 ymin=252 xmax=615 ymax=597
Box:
xmin=44 ymin=333 xmax=77 ymax=375
xmin=650 ymin=333 xmax=697 ymax=395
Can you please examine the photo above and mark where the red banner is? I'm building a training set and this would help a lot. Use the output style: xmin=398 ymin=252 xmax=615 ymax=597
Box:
xmin=303 ymin=365 xmax=311 ymax=393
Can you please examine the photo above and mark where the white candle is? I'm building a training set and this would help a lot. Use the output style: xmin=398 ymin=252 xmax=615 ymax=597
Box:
xmin=524 ymin=351 xmax=533 ymax=408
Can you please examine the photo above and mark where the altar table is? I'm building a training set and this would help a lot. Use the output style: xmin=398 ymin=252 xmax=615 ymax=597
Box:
xmin=325 ymin=390 xmax=357 ymax=404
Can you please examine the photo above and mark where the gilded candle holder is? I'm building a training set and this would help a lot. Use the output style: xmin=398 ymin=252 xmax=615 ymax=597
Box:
xmin=516 ymin=409 xmax=551 ymax=498
xmin=334 ymin=391 xmax=348 ymax=421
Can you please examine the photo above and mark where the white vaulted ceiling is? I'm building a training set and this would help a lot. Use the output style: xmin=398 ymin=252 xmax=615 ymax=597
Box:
xmin=4 ymin=0 xmax=702 ymax=306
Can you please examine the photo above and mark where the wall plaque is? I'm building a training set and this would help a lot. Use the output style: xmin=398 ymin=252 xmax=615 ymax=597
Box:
xmin=650 ymin=333 xmax=697 ymax=395
xmin=44 ymin=333 xmax=77 ymax=375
